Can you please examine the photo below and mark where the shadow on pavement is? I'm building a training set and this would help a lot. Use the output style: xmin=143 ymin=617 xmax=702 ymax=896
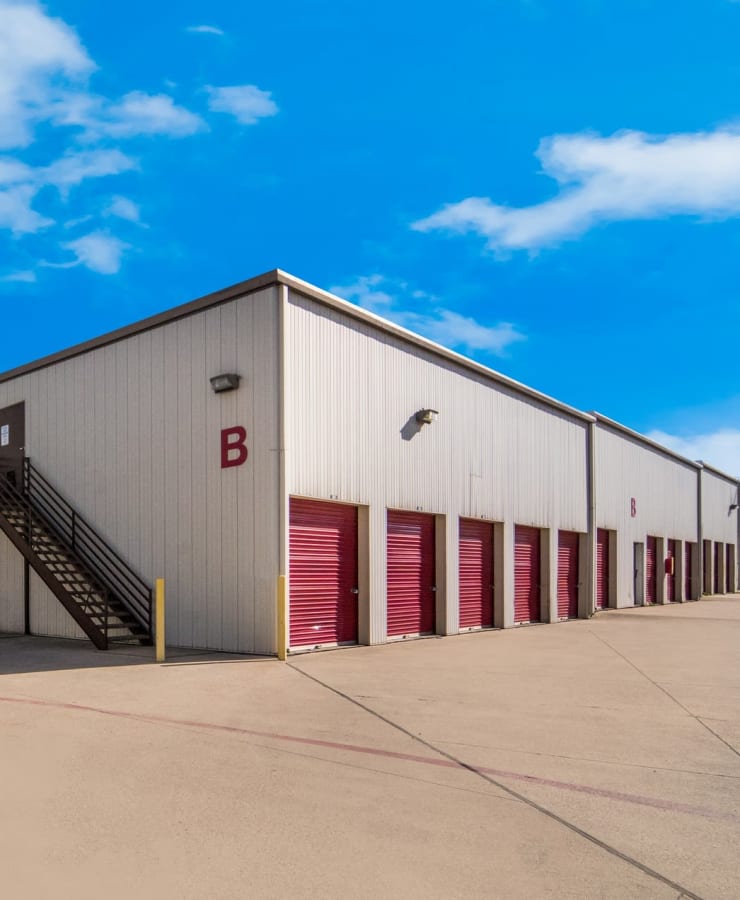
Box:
xmin=0 ymin=633 xmax=271 ymax=675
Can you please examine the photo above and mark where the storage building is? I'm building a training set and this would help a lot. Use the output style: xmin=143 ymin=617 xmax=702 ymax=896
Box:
xmin=0 ymin=270 xmax=737 ymax=655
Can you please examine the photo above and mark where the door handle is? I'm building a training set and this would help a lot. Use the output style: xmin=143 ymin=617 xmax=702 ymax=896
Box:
xmin=350 ymin=587 xmax=359 ymax=594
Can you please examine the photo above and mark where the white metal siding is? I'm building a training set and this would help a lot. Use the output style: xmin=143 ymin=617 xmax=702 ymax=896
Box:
xmin=29 ymin=571 xmax=88 ymax=640
xmin=284 ymin=290 xmax=588 ymax=641
xmin=701 ymin=470 xmax=738 ymax=543
xmin=0 ymin=287 xmax=281 ymax=654
xmin=594 ymin=424 xmax=698 ymax=607
xmin=0 ymin=531 xmax=24 ymax=633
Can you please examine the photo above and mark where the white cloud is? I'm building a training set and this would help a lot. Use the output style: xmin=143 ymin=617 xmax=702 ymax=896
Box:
xmin=647 ymin=428 xmax=740 ymax=477
xmin=0 ymin=2 xmax=276 ymax=278
xmin=0 ymin=0 xmax=94 ymax=149
xmin=409 ymin=309 xmax=525 ymax=354
xmin=206 ymin=85 xmax=278 ymax=124
xmin=49 ymin=91 xmax=206 ymax=140
xmin=413 ymin=128 xmax=740 ymax=251
xmin=42 ymin=149 xmax=137 ymax=192
xmin=104 ymin=195 xmax=141 ymax=223
xmin=0 ymin=149 xmax=135 ymax=232
xmin=331 ymin=275 xmax=525 ymax=356
xmin=334 ymin=274 xmax=395 ymax=309
xmin=0 ymin=1 xmax=229 ymax=278
xmin=1 ymin=269 xmax=36 ymax=283
xmin=0 ymin=157 xmax=34 ymax=185
xmin=91 ymin=92 xmax=205 ymax=139
xmin=61 ymin=231 xmax=131 ymax=274
xmin=0 ymin=184 xmax=53 ymax=233
xmin=186 ymin=25 xmax=225 ymax=36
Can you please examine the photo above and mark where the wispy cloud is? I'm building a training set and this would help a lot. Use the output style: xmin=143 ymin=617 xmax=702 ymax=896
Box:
xmin=60 ymin=231 xmax=131 ymax=274
xmin=1 ymin=269 xmax=36 ymax=283
xmin=42 ymin=149 xmax=137 ymax=194
xmin=0 ymin=0 xmax=94 ymax=150
xmin=0 ymin=185 xmax=53 ymax=234
xmin=330 ymin=275 xmax=525 ymax=356
xmin=414 ymin=128 xmax=740 ymax=252
xmin=51 ymin=91 xmax=206 ymax=140
xmin=0 ymin=1 xmax=275 ymax=280
xmin=206 ymin=85 xmax=278 ymax=124
xmin=647 ymin=428 xmax=740 ymax=477
xmin=104 ymin=195 xmax=142 ymax=224
xmin=186 ymin=25 xmax=225 ymax=36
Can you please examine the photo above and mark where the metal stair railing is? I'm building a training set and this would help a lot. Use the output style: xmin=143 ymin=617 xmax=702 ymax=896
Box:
xmin=9 ymin=458 xmax=153 ymax=637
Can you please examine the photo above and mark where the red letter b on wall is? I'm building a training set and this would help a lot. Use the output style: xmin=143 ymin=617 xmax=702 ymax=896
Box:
xmin=221 ymin=426 xmax=248 ymax=468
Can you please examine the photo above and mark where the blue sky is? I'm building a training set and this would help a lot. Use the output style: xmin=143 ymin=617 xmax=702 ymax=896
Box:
xmin=1 ymin=0 xmax=739 ymax=473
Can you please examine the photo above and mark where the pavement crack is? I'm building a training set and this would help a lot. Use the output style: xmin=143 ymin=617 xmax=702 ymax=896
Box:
xmin=287 ymin=662 xmax=705 ymax=900
xmin=588 ymin=630 xmax=740 ymax=760
xmin=432 ymin=738 xmax=740 ymax=780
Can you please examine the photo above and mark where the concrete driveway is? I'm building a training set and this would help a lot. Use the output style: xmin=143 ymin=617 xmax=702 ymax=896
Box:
xmin=1 ymin=596 xmax=738 ymax=900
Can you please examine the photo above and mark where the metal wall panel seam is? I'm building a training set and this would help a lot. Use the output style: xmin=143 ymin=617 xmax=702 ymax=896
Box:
xmin=279 ymin=285 xmax=289 ymax=654
xmin=698 ymin=468 xmax=703 ymax=595
xmin=587 ymin=420 xmax=596 ymax=616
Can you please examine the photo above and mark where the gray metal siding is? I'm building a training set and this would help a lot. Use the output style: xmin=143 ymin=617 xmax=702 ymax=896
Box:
xmin=0 ymin=531 xmax=24 ymax=633
xmin=284 ymin=290 xmax=588 ymax=639
xmin=29 ymin=571 xmax=87 ymax=640
xmin=0 ymin=287 xmax=281 ymax=653
xmin=701 ymin=470 xmax=738 ymax=543
xmin=594 ymin=424 xmax=698 ymax=606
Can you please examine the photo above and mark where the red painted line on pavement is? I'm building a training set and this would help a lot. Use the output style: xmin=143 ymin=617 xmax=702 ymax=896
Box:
xmin=1 ymin=693 xmax=737 ymax=825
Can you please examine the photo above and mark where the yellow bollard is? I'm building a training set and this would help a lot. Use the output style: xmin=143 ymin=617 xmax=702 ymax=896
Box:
xmin=155 ymin=578 xmax=165 ymax=663
xmin=277 ymin=575 xmax=287 ymax=661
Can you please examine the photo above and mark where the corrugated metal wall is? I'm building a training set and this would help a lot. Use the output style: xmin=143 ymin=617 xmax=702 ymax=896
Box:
xmin=0 ymin=287 xmax=281 ymax=653
xmin=1 ymin=273 xmax=736 ymax=654
xmin=29 ymin=572 xmax=88 ymax=640
xmin=284 ymin=289 xmax=589 ymax=640
xmin=701 ymin=469 xmax=738 ymax=594
xmin=701 ymin=470 xmax=738 ymax=543
xmin=0 ymin=531 xmax=24 ymax=633
xmin=594 ymin=424 xmax=698 ymax=607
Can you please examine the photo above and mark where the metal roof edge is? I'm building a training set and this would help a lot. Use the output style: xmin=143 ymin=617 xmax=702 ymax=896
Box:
xmin=590 ymin=413 xmax=704 ymax=470
xmin=697 ymin=461 xmax=740 ymax=485
xmin=276 ymin=270 xmax=596 ymax=424
xmin=0 ymin=269 xmax=281 ymax=385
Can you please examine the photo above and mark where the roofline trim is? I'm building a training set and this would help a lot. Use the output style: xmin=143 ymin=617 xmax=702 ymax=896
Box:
xmin=0 ymin=269 xmax=280 ymax=385
xmin=276 ymin=270 xmax=595 ymax=423
xmin=591 ymin=413 xmax=704 ymax=470
xmin=698 ymin=461 xmax=740 ymax=485
xmin=0 ymin=266 xmax=595 ymax=424
xmin=1 ymin=268 xmax=733 ymax=482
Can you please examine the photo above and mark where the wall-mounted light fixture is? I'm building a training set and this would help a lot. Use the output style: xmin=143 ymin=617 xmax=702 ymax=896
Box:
xmin=210 ymin=373 xmax=241 ymax=394
xmin=730 ymin=503 xmax=739 ymax=511
xmin=415 ymin=408 xmax=439 ymax=425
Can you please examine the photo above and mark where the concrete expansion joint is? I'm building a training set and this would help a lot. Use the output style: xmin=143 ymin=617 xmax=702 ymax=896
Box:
xmin=287 ymin=661 xmax=705 ymax=900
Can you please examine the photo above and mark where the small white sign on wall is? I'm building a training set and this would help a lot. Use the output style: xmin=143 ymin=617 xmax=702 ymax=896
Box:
xmin=0 ymin=425 xmax=8 ymax=447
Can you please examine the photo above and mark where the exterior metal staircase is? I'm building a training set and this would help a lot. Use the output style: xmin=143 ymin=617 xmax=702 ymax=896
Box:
xmin=0 ymin=459 xmax=152 ymax=649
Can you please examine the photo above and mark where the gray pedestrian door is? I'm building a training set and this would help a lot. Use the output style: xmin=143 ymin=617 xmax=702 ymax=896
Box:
xmin=0 ymin=403 xmax=25 ymax=487
xmin=633 ymin=542 xmax=645 ymax=606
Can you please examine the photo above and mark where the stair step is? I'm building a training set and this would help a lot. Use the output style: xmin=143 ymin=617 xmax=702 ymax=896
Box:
xmin=0 ymin=489 xmax=151 ymax=649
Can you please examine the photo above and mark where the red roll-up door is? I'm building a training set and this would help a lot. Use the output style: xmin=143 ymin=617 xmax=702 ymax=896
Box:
xmin=714 ymin=543 xmax=721 ymax=594
xmin=514 ymin=525 xmax=541 ymax=623
xmin=684 ymin=542 xmax=693 ymax=601
xmin=666 ymin=539 xmax=677 ymax=602
xmin=646 ymin=536 xmax=657 ymax=604
xmin=387 ymin=510 xmax=435 ymax=637
xmin=459 ymin=519 xmax=494 ymax=629
xmin=596 ymin=529 xmax=609 ymax=610
xmin=557 ymin=531 xmax=579 ymax=619
xmin=289 ymin=499 xmax=358 ymax=649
